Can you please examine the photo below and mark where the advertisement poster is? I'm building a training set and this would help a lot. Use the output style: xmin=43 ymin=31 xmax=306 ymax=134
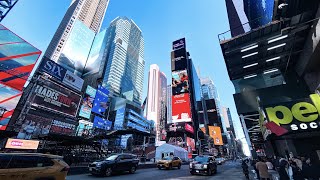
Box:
xmin=172 ymin=70 xmax=189 ymax=95
xmin=172 ymin=38 xmax=186 ymax=51
xmin=30 ymin=79 xmax=81 ymax=117
xmin=50 ymin=119 xmax=77 ymax=136
xmin=16 ymin=113 xmax=52 ymax=140
xmin=121 ymin=134 xmax=133 ymax=149
xmin=186 ymin=137 xmax=196 ymax=151
xmin=114 ymin=108 xmax=125 ymax=130
xmin=172 ymin=93 xmax=192 ymax=123
xmin=79 ymin=86 xmax=96 ymax=119
xmin=92 ymin=84 xmax=109 ymax=116
xmin=76 ymin=120 xmax=93 ymax=137
xmin=93 ymin=116 xmax=112 ymax=130
xmin=185 ymin=123 xmax=194 ymax=133
xmin=5 ymin=138 xmax=39 ymax=150
xmin=209 ymin=126 xmax=224 ymax=146
xmin=38 ymin=58 xmax=84 ymax=91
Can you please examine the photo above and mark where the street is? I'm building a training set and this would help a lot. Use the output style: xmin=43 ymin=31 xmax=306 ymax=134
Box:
xmin=67 ymin=161 xmax=252 ymax=180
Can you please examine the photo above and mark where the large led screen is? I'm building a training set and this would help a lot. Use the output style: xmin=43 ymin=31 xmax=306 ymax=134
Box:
xmin=79 ymin=86 xmax=96 ymax=119
xmin=16 ymin=113 xmax=52 ymax=140
xmin=172 ymin=70 xmax=189 ymax=95
xmin=0 ymin=24 xmax=41 ymax=130
xmin=30 ymin=79 xmax=82 ymax=117
xmin=172 ymin=93 xmax=192 ymax=123
xmin=50 ymin=119 xmax=77 ymax=136
xmin=92 ymin=84 xmax=109 ymax=116
xmin=114 ymin=107 xmax=125 ymax=130
xmin=93 ymin=116 xmax=112 ymax=130
xmin=186 ymin=137 xmax=196 ymax=151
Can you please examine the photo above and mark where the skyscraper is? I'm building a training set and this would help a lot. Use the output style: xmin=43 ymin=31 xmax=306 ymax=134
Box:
xmin=167 ymin=85 xmax=172 ymax=124
xmin=200 ymin=77 xmax=221 ymax=114
xmin=44 ymin=0 xmax=109 ymax=74
xmin=101 ymin=17 xmax=145 ymax=105
xmin=146 ymin=64 xmax=167 ymax=143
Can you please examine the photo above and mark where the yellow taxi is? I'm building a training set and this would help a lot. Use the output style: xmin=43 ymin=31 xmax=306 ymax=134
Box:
xmin=0 ymin=153 xmax=70 ymax=180
xmin=157 ymin=156 xmax=182 ymax=170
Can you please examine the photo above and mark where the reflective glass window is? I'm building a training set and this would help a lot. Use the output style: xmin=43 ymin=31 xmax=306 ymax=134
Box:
xmin=0 ymin=30 xmax=24 ymax=44
xmin=0 ymin=43 xmax=39 ymax=58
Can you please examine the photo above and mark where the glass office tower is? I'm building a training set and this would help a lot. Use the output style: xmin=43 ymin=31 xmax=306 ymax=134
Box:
xmin=102 ymin=17 xmax=145 ymax=105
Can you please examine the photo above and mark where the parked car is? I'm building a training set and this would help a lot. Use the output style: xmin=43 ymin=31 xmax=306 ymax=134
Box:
xmin=0 ymin=153 xmax=69 ymax=180
xmin=88 ymin=153 xmax=139 ymax=177
xmin=190 ymin=155 xmax=217 ymax=176
xmin=216 ymin=157 xmax=226 ymax=165
xmin=157 ymin=156 xmax=182 ymax=170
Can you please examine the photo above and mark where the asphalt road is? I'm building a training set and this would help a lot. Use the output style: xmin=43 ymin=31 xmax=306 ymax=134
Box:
xmin=67 ymin=161 xmax=254 ymax=180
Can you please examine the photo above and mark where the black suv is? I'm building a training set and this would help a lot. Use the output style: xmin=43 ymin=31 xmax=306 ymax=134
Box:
xmin=89 ymin=153 xmax=139 ymax=176
xmin=190 ymin=155 xmax=217 ymax=176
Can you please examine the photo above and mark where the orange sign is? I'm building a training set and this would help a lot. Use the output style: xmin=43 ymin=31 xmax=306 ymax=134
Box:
xmin=5 ymin=138 xmax=39 ymax=150
xmin=208 ymin=126 xmax=223 ymax=146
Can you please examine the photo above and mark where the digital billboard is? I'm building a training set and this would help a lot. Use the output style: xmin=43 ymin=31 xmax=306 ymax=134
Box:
xmin=5 ymin=138 xmax=39 ymax=150
xmin=185 ymin=123 xmax=194 ymax=133
xmin=93 ymin=116 xmax=112 ymax=130
xmin=38 ymin=58 xmax=84 ymax=91
xmin=76 ymin=120 xmax=93 ymax=137
xmin=78 ymin=86 xmax=96 ymax=119
xmin=172 ymin=38 xmax=186 ymax=51
xmin=16 ymin=113 xmax=52 ymax=140
xmin=172 ymin=70 xmax=189 ymax=95
xmin=0 ymin=25 xmax=41 ymax=130
xmin=30 ymin=79 xmax=82 ymax=117
xmin=121 ymin=134 xmax=133 ymax=149
xmin=92 ymin=84 xmax=109 ymax=116
xmin=186 ymin=137 xmax=196 ymax=151
xmin=171 ymin=48 xmax=187 ymax=71
xmin=57 ymin=20 xmax=95 ymax=76
xmin=208 ymin=126 xmax=224 ymax=146
xmin=50 ymin=119 xmax=77 ymax=136
xmin=114 ymin=108 xmax=125 ymax=130
xmin=172 ymin=93 xmax=192 ymax=123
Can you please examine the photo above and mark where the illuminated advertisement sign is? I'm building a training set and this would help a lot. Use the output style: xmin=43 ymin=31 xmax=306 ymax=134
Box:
xmin=114 ymin=108 xmax=125 ymax=130
xmin=172 ymin=38 xmax=185 ymax=51
xmin=121 ymin=134 xmax=133 ymax=149
xmin=208 ymin=126 xmax=224 ymax=145
xmin=93 ymin=116 xmax=112 ymax=130
xmin=185 ymin=123 xmax=194 ymax=133
xmin=92 ymin=84 xmax=109 ymax=116
xmin=186 ymin=137 xmax=196 ymax=151
xmin=38 ymin=58 xmax=84 ymax=91
xmin=172 ymin=70 xmax=189 ymax=95
xmin=5 ymin=138 xmax=39 ymax=150
xmin=264 ymin=94 xmax=320 ymax=135
xmin=172 ymin=93 xmax=192 ymax=123
xmin=76 ymin=120 xmax=93 ymax=136
xmin=30 ymin=79 xmax=81 ymax=117
xmin=16 ymin=113 xmax=52 ymax=140
xmin=0 ymin=25 xmax=41 ymax=130
xmin=50 ymin=119 xmax=77 ymax=136
xmin=79 ymin=86 xmax=96 ymax=119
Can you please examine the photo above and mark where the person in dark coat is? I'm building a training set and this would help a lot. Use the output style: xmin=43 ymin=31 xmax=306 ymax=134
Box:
xmin=252 ymin=159 xmax=260 ymax=180
xmin=278 ymin=159 xmax=290 ymax=180
xmin=242 ymin=159 xmax=249 ymax=179
xmin=290 ymin=161 xmax=304 ymax=180
xmin=302 ymin=158 xmax=320 ymax=180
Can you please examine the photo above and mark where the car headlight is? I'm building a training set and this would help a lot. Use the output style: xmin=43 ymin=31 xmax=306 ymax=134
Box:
xmin=189 ymin=163 xmax=193 ymax=168
xmin=96 ymin=163 xmax=102 ymax=167
xmin=203 ymin=164 xmax=207 ymax=169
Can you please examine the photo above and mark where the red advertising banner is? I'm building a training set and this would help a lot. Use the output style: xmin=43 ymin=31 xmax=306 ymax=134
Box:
xmin=185 ymin=123 xmax=194 ymax=133
xmin=50 ymin=119 xmax=77 ymax=136
xmin=172 ymin=93 xmax=192 ymax=123
xmin=30 ymin=79 xmax=81 ymax=117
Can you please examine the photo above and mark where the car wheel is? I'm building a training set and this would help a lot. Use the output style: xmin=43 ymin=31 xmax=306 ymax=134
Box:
xmin=213 ymin=168 xmax=217 ymax=174
xmin=105 ymin=167 xmax=112 ymax=177
xmin=169 ymin=164 xmax=172 ymax=170
xmin=129 ymin=166 xmax=136 ymax=174
xmin=207 ymin=168 xmax=212 ymax=176
xmin=190 ymin=172 xmax=195 ymax=175
xmin=178 ymin=163 xmax=181 ymax=169
xmin=158 ymin=166 xmax=162 ymax=170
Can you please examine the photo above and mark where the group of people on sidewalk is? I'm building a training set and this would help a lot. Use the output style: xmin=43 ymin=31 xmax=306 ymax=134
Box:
xmin=242 ymin=156 xmax=320 ymax=180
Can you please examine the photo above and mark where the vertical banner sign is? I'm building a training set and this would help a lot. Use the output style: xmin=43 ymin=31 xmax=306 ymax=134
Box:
xmin=208 ymin=126 xmax=224 ymax=145
xmin=79 ymin=86 xmax=96 ymax=119
xmin=92 ymin=85 xmax=109 ymax=116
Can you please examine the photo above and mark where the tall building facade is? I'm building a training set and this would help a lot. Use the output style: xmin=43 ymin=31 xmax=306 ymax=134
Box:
xmin=167 ymin=85 xmax=172 ymax=124
xmin=44 ymin=0 xmax=109 ymax=74
xmin=146 ymin=64 xmax=167 ymax=143
xmin=101 ymin=17 xmax=145 ymax=105
xmin=200 ymin=77 xmax=221 ymax=114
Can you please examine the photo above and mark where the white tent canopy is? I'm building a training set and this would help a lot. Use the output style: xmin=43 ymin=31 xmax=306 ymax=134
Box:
xmin=155 ymin=143 xmax=188 ymax=161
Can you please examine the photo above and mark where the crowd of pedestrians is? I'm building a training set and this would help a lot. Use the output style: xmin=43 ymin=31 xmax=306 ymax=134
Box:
xmin=242 ymin=155 xmax=320 ymax=180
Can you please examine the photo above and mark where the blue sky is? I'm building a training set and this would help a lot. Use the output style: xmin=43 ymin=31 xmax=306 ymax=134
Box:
xmin=2 ymin=0 xmax=249 ymax=154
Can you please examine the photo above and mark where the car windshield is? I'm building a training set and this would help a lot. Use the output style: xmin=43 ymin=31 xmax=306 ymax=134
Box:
xmin=162 ymin=157 xmax=172 ymax=160
xmin=105 ymin=155 xmax=119 ymax=161
xmin=194 ymin=156 xmax=208 ymax=162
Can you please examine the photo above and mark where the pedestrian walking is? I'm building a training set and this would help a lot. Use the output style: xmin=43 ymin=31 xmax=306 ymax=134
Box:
xmin=278 ymin=160 xmax=290 ymax=180
xmin=256 ymin=158 xmax=270 ymax=180
xmin=272 ymin=156 xmax=280 ymax=171
xmin=289 ymin=161 xmax=303 ymax=180
xmin=266 ymin=158 xmax=274 ymax=170
xmin=242 ymin=159 xmax=250 ymax=179
xmin=252 ymin=158 xmax=260 ymax=179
